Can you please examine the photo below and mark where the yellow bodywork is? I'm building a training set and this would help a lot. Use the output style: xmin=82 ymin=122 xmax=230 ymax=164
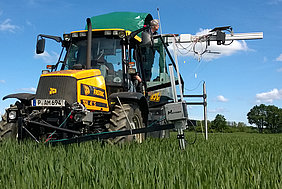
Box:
xmin=42 ymin=69 xmax=109 ymax=112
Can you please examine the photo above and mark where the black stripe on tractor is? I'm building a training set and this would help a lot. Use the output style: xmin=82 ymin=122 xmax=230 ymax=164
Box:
xmin=39 ymin=74 xmax=102 ymax=81
xmin=80 ymin=84 xmax=106 ymax=100
xmin=36 ymin=76 xmax=77 ymax=105
xmin=76 ymin=75 xmax=102 ymax=81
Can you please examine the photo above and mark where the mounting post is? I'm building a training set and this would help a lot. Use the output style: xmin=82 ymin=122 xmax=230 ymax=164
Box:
xmin=203 ymin=82 xmax=208 ymax=140
xmin=167 ymin=64 xmax=186 ymax=150
xmin=182 ymin=82 xmax=208 ymax=140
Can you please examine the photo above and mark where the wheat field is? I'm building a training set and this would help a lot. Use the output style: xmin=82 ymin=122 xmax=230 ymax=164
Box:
xmin=0 ymin=133 xmax=281 ymax=188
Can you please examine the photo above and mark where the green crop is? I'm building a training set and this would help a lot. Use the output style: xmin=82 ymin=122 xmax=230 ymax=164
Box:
xmin=0 ymin=133 xmax=281 ymax=188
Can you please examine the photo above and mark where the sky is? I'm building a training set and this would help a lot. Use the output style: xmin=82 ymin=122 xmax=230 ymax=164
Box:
xmin=0 ymin=0 xmax=281 ymax=125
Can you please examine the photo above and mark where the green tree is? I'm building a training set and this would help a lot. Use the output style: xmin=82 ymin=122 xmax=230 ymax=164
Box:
xmin=265 ymin=105 xmax=281 ymax=132
xmin=278 ymin=109 xmax=282 ymax=132
xmin=247 ymin=104 xmax=282 ymax=133
xmin=237 ymin=122 xmax=247 ymax=127
xmin=247 ymin=104 xmax=267 ymax=133
xmin=211 ymin=114 xmax=227 ymax=132
xmin=237 ymin=122 xmax=247 ymax=132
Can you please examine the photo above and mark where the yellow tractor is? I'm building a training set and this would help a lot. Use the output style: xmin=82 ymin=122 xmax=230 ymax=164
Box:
xmin=1 ymin=12 xmax=262 ymax=147
xmin=0 ymin=12 xmax=177 ymax=144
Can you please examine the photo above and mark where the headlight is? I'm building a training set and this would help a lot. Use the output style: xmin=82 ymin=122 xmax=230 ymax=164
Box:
xmin=63 ymin=34 xmax=71 ymax=41
xmin=71 ymin=33 xmax=79 ymax=38
xmin=113 ymin=31 xmax=119 ymax=35
xmin=8 ymin=111 xmax=17 ymax=120
xmin=118 ymin=31 xmax=126 ymax=38
xmin=79 ymin=32 xmax=87 ymax=37
xmin=104 ymin=30 xmax=112 ymax=35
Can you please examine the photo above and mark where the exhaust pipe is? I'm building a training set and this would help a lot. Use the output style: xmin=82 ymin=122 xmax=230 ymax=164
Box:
xmin=86 ymin=18 xmax=92 ymax=69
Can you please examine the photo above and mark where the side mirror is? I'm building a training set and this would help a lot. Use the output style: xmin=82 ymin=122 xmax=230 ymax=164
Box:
xmin=36 ymin=38 xmax=45 ymax=54
xmin=141 ymin=32 xmax=153 ymax=47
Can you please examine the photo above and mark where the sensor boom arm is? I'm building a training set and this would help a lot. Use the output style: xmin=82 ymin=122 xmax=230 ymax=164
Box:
xmin=172 ymin=32 xmax=263 ymax=44
xmin=161 ymin=26 xmax=263 ymax=45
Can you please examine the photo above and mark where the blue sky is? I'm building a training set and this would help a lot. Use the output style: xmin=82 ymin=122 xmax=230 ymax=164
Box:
xmin=0 ymin=0 xmax=281 ymax=125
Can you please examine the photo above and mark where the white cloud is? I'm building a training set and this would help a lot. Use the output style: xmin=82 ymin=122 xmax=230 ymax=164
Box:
xmin=34 ymin=51 xmax=59 ymax=64
xmin=208 ymin=107 xmax=227 ymax=113
xmin=275 ymin=54 xmax=282 ymax=61
xmin=0 ymin=19 xmax=19 ymax=33
xmin=217 ymin=95 xmax=228 ymax=102
xmin=17 ymin=87 xmax=36 ymax=93
xmin=256 ymin=88 xmax=282 ymax=103
xmin=0 ymin=80 xmax=5 ymax=83
xmin=175 ymin=28 xmax=250 ymax=61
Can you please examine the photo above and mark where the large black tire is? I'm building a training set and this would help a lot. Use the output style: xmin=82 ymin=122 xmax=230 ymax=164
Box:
xmin=0 ymin=113 xmax=18 ymax=141
xmin=106 ymin=103 xmax=145 ymax=144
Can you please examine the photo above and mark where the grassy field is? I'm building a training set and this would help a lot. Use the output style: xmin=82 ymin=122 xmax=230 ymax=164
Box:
xmin=0 ymin=133 xmax=281 ymax=188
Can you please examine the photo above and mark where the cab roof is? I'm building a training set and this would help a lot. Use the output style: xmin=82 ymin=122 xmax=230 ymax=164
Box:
xmin=85 ymin=12 xmax=153 ymax=35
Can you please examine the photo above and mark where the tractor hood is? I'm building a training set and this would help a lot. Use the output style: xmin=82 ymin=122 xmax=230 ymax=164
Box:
xmin=41 ymin=69 xmax=102 ymax=80
xmin=36 ymin=69 xmax=108 ymax=110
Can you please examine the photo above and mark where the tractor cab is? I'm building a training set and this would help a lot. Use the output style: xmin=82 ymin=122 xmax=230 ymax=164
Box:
xmin=36 ymin=12 xmax=181 ymax=109
xmin=62 ymin=29 xmax=128 ymax=95
xmin=56 ymin=12 xmax=180 ymax=106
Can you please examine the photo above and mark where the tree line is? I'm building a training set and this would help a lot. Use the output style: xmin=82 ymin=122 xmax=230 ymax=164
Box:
xmin=192 ymin=104 xmax=282 ymax=133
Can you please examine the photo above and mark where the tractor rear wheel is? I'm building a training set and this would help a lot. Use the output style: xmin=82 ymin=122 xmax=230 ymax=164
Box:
xmin=106 ymin=103 xmax=145 ymax=144
xmin=0 ymin=113 xmax=18 ymax=141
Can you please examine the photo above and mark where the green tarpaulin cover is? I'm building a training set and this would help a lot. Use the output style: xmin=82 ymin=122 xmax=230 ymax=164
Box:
xmin=86 ymin=12 xmax=153 ymax=32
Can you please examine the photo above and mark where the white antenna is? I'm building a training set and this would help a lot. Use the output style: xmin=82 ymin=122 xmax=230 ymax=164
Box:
xmin=157 ymin=8 xmax=163 ymax=35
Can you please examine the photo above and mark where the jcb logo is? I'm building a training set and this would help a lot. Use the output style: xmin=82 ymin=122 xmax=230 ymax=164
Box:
xmin=81 ymin=84 xmax=106 ymax=99
xmin=93 ymin=89 xmax=104 ymax=98
xmin=150 ymin=92 xmax=161 ymax=102
xmin=49 ymin=88 xmax=57 ymax=95
xmin=83 ymin=85 xmax=90 ymax=96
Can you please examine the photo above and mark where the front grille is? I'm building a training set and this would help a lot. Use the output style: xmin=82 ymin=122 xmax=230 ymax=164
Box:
xmin=36 ymin=76 xmax=77 ymax=105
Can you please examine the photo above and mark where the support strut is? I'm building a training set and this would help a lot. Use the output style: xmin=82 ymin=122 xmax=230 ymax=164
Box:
xmin=48 ymin=124 xmax=175 ymax=145
xmin=28 ymin=120 xmax=81 ymax=135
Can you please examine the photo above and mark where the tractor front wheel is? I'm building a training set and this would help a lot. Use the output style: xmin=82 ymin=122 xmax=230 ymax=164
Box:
xmin=0 ymin=113 xmax=18 ymax=141
xmin=106 ymin=103 xmax=145 ymax=144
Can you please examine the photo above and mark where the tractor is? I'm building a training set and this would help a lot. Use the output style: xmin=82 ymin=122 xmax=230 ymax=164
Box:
xmin=0 ymin=12 xmax=263 ymax=148
xmin=0 ymin=12 xmax=179 ymax=144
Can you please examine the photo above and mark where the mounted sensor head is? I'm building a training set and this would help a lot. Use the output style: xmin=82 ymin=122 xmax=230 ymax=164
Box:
xmin=210 ymin=26 xmax=233 ymax=45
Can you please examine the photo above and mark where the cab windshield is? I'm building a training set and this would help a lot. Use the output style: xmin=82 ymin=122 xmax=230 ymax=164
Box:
xmin=64 ymin=37 xmax=123 ymax=85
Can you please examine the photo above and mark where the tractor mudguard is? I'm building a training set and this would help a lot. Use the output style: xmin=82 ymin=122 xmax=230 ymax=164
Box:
xmin=3 ymin=93 xmax=35 ymax=102
xmin=108 ymin=92 xmax=149 ymax=123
